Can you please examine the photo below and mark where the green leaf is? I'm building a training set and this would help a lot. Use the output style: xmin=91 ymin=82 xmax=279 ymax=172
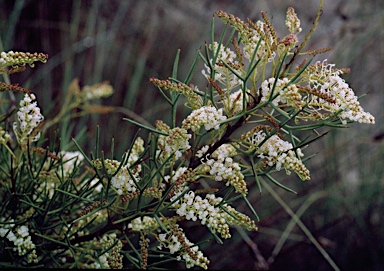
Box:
xmin=123 ymin=118 xmax=168 ymax=136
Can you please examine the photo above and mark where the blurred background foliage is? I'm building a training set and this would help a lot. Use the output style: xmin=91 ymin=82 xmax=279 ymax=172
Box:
xmin=0 ymin=0 xmax=383 ymax=270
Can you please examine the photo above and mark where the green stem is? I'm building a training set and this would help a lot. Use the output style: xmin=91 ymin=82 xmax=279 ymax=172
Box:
xmin=261 ymin=178 xmax=340 ymax=271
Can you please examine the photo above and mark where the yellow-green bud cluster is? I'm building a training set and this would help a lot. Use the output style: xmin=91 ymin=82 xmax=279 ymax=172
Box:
xmin=0 ymin=51 xmax=48 ymax=68
xmin=79 ymin=81 xmax=114 ymax=101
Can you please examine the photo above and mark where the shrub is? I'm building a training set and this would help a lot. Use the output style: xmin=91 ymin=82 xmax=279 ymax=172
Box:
xmin=0 ymin=1 xmax=374 ymax=269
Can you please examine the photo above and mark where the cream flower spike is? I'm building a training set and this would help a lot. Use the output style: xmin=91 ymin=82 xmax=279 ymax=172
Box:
xmin=13 ymin=93 xmax=44 ymax=148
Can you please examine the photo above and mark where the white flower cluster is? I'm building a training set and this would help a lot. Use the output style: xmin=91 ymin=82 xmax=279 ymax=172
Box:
xmin=211 ymin=143 xmax=238 ymax=160
xmin=205 ymin=156 xmax=248 ymax=194
xmin=201 ymin=41 xmax=242 ymax=88
xmin=34 ymin=176 xmax=57 ymax=200
xmin=249 ymin=131 xmax=310 ymax=180
xmin=195 ymin=145 xmax=210 ymax=158
xmin=171 ymin=191 xmax=231 ymax=238
xmin=308 ymin=60 xmax=375 ymax=124
xmin=90 ymin=254 xmax=109 ymax=269
xmin=36 ymin=151 xmax=86 ymax=200
xmin=182 ymin=105 xmax=227 ymax=133
xmin=111 ymin=166 xmax=139 ymax=195
xmin=327 ymin=76 xmax=374 ymax=124
xmin=59 ymin=151 xmax=84 ymax=175
xmin=222 ymin=89 xmax=248 ymax=115
xmin=243 ymin=21 xmax=276 ymax=62
xmin=89 ymin=178 xmax=103 ymax=193
xmin=194 ymin=144 xmax=247 ymax=194
xmin=196 ymin=143 xmax=237 ymax=160
xmin=171 ymin=191 xmax=256 ymax=240
xmin=0 ymin=126 xmax=11 ymax=145
xmin=0 ymin=220 xmax=38 ymax=263
xmin=157 ymin=127 xmax=191 ymax=161
xmin=65 ymin=209 xmax=108 ymax=238
xmin=165 ymin=166 xmax=189 ymax=183
xmin=128 ymin=137 xmax=144 ymax=166
xmin=110 ymin=137 xmax=145 ymax=195
xmin=94 ymin=233 xmax=123 ymax=269
xmin=260 ymin=78 xmax=303 ymax=110
xmin=13 ymin=93 xmax=44 ymax=146
xmin=128 ymin=216 xmax=159 ymax=232
xmin=93 ymin=138 xmax=144 ymax=196
xmin=157 ymin=224 xmax=210 ymax=269
xmin=260 ymin=77 xmax=290 ymax=106
xmin=286 ymin=7 xmax=302 ymax=34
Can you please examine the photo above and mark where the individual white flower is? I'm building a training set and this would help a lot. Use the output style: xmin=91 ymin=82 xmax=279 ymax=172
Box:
xmin=196 ymin=145 xmax=209 ymax=158
xmin=0 ymin=228 xmax=8 ymax=238
xmin=16 ymin=225 xmax=29 ymax=238
xmin=6 ymin=231 xmax=17 ymax=242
